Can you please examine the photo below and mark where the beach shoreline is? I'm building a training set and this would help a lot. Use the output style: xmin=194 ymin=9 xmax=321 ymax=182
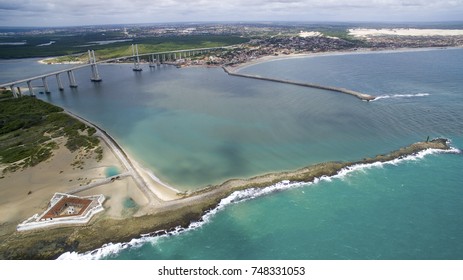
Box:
xmin=0 ymin=105 xmax=180 ymax=251
xmin=0 ymin=131 xmax=456 ymax=259
xmin=225 ymin=46 xmax=463 ymax=72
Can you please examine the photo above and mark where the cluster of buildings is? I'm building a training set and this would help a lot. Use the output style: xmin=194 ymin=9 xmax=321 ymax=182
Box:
xmin=177 ymin=31 xmax=463 ymax=67
xmin=176 ymin=34 xmax=357 ymax=67
xmin=358 ymin=35 xmax=463 ymax=49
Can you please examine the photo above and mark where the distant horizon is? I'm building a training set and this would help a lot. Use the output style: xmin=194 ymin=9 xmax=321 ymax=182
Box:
xmin=2 ymin=0 xmax=463 ymax=27
xmin=2 ymin=20 xmax=463 ymax=29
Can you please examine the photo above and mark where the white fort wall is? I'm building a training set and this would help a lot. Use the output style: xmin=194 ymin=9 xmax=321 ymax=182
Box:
xmin=17 ymin=193 xmax=105 ymax=232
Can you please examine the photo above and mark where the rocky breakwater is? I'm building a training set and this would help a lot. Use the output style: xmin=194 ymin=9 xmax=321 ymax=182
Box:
xmin=222 ymin=66 xmax=376 ymax=101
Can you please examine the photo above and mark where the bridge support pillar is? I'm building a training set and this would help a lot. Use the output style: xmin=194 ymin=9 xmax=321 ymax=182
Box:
xmin=156 ymin=54 xmax=161 ymax=65
xmin=89 ymin=50 xmax=102 ymax=82
xmin=42 ymin=77 xmax=51 ymax=93
xmin=132 ymin=44 xmax=142 ymax=71
xmin=67 ymin=70 xmax=78 ymax=88
xmin=27 ymin=80 xmax=35 ymax=96
xmin=56 ymin=74 xmax=64 ymax=91
xmin=149 ymin=54 xmax=156 ymax=68
xmin=9 ymin=85 xmax=19 ymax=98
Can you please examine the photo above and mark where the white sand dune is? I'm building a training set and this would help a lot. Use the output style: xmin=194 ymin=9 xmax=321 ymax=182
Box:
xmin=349 ymin=28 xmax=463 ymax=37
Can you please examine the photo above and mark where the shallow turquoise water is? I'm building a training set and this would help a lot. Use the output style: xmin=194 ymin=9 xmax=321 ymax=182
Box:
xmin=105 ymin=166 xmax=120 ymax=177
xmin=104 ymin=146 xmax=463 ymax=259
xmin=2 ymin=48 xmax=462 ymax=259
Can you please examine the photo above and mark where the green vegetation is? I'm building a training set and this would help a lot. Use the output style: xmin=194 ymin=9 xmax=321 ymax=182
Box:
xmin=0 ymin=33 xmax=248 ymax=59
xmin=0 ymin=30 xmax=124 ymax=59
xmin=0 ymin=90 xmax=14 ymax=100
xmin=0 ymin=96 xmax=101 ymax=173
xmin=47 ymin=35 xmax=249 ymax=62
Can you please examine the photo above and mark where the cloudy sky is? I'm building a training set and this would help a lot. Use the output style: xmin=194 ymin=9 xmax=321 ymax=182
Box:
xmin=1 ymin=0 xmax=462 ymax=27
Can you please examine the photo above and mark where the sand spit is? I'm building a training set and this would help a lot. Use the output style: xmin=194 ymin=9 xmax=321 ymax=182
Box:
xmin=0 ymin=137 xmax=453 ymax=259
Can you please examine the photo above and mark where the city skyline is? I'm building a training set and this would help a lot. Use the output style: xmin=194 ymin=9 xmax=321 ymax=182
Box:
xmin=1 ymin=0 xmax=463 ymax=27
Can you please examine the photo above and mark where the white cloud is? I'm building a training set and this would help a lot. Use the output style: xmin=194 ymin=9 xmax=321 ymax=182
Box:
xmin=0 ymin=0 xmax=462 ymax=26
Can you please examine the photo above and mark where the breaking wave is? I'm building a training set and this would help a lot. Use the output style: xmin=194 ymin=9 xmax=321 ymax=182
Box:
xmin=373 ymin=93 xmax=430 ymax=101
xmin=57 ymin=144 xmax=460 ymax=260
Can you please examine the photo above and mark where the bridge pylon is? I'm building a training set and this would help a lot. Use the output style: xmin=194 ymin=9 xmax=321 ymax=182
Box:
xmin=9 ymin=85 xmax=19 ymax=98
xmin=67 ymin=70 xmax=78 ymax=88
xmin=27 ymin=81 xmax=35 ymax=96
xmin=89 ymin=50 xmax=102 ymax=82
xmin=132 ymin=44 xmax=142 ymax=72
xmin=42 ymin=77 xmax=51 ymax=93
xmin=56 ymin=73 xmax=64 ymax=91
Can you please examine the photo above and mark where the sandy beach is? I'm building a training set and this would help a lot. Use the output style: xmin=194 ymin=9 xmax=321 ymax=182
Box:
xmin=226 ymin=46 xmax=463 ymax=73
xmin=0 ymin=111 xmax=180 ymax=237
xmin=0 ymin=134 xmax=453 ymax=259
xmin=0 ymin=134 xmax=127 ymax=233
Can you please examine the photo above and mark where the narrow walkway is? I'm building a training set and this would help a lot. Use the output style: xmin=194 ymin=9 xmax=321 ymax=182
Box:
xmin=223 ymin=66 xmax=376 ymax=101
xmin=68 ymin=172 xmax=131 ymax=195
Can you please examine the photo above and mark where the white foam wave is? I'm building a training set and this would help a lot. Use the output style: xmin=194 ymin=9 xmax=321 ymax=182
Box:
xmin=58 ymin=144 xmax=460 ymax=260
xmin=373 ymin=93 xmax=430 ymax=101
xmin=333 ymin=146 xmax=460 ymax=180
xmin=57 ymin=181 xmax=309 ymax=260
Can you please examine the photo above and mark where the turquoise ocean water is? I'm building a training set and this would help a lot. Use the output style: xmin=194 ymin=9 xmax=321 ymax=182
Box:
xmin=1 ymin=48 xmax=462 ymax=259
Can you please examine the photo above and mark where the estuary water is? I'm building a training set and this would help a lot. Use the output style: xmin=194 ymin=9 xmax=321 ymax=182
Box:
xmin=1 ymin=48 xmax=462 ymax=259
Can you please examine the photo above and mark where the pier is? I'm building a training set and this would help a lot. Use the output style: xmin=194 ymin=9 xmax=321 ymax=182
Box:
xmin=222 ymin=66 xmax=376 ymax=101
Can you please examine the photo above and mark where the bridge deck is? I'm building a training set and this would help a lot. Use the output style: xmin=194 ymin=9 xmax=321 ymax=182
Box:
xmin=0 ymin=46 xmax=226 ymax=88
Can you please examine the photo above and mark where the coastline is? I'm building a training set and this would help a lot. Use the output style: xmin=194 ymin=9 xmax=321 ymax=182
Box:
xmin=0 ymin=134 xmax=456 ymax=259
xmin=1 ymin=46 xmax=461 ymax=259
xmin=0 ymin=104 xmax=180 ymax=256
xmin=225 ymin=46 xmax=463 ymax=72
xmin=36 ymin=46 xmax=463 ymax=69
xmin=64 ymin=110 xmax=181 ymax=203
